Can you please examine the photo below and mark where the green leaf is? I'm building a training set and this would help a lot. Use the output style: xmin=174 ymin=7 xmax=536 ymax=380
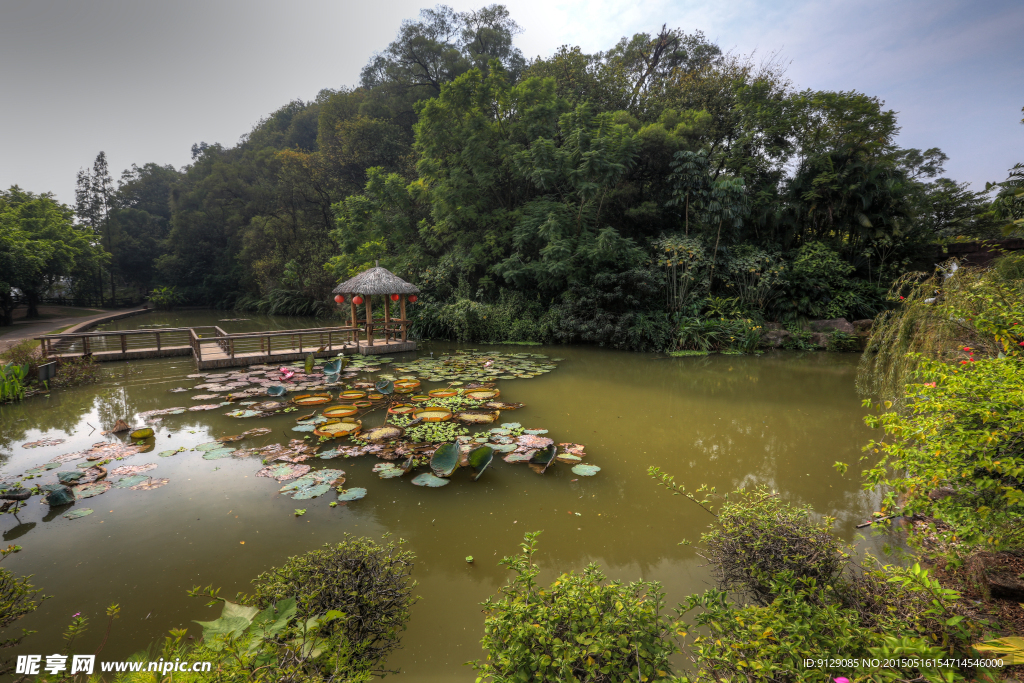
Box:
xmin=430 ymin=443 xmax=461 ymax=477
xmin=468 ymin=445 xmax=494 ymax=481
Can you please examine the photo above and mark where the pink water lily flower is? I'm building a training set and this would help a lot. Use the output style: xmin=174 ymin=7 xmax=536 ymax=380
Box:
xmin=834 ymin=678 xmax=850 ymax=683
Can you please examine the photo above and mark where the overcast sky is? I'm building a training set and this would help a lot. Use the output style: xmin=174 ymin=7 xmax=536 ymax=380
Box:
xmin=1 ymin=0 xmax=1021 ymax=205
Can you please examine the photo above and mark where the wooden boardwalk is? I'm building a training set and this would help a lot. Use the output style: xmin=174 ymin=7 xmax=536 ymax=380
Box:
xmin=37 ymin=323 xmax=417 ymax=369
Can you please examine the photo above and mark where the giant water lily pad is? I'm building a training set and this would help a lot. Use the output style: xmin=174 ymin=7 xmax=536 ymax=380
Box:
xmin=571 ymin=464 xmax=601 ymax=477
xmin=412 ymin=472 xmax=450 ymax=487
xmin=62 ymin=508 xmax=93 ymax=520
xmin=203 ymin=448 xmax=237 ymax=460
xmin=454 ymin=411 xmax=499 ymax=424
xmin=337 ymin=487 xmax=367 ymax=502
xmin=313 ymin=420 xmax=361 ymax=439
xmin=430 ymin=443 xmax=461 ymax=477
xmin=75 ymin=481 xmax=111 ymax=499
xmin=256 ymin=463 xmax=310 ymax=482
xmin=24 ymin=462 xmax=61 ymax=475
xmin=364 ymin=425 xmax=405 ymax=443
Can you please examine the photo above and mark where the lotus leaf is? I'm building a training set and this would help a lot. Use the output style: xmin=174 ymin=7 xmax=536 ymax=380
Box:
xmin=571 ymin=464 xmax=601 ymax=476
xmin=203 ymin=448 xmax=237 ymax=460
xmin=375 ymin=380 xmax=394 ymax=395
xmin=490 ymin=443 xmax=517 ymax=453
xmin=195 ymin=442 xmax=223 ymax=451
xmin=279 ymin=469 xmax=344 ymax=500
xmin=501 ymin=423 xmax=522 ymax=429
xmin=114 ymin=474 xmax=151 ymax=488
xmin=556 ymin=454 xmax=582 ymax=464
xmin=337 ymin=487 xmax=367 ymax=502
xmin=130 ymin=428 xmax=154 ymax=439
xmin=57 ymin=470 xmax=85 ymax=484
xmin=524 ymin=429 xmax=549 ymax=435
xmin=256 ymin=463 xmax=310 ymax=482
xmin=131 ymin=477 xmax=169 ymax=490
xmin=411 ymin=472 xmax=450 ymax=487
xmin=75 ymin=481 xmax=111 ymax=499
xmin=62 ymin=508 xmax=93 ymax=520
xmin=158 ymin=448 xmax=185 ymax=458
xmin=266 ymin=386 xmax=287 ymax=397
xmin=430 ymin=443 xmax=461 ymax=477
xmin=503 ymin=453 xmax=533 ymax=463
xmin=467 ymin=446 xmax=494 ymax=481
xmin=517 ymin=434 xmax=554 ymax=449
xmin=317 ymin=448 xmax=341 ymax=459
xmin=529 ymin=445 xmax=558 ymax=474
xmin=291 ymin=424 xmax=317 ymax=432
xmin=24 ymin=462 xmax=61 ymax=475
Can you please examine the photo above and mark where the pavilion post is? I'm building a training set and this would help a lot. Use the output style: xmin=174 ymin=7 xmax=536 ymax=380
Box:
xmin=400 ymin=295 xmax=407 ymax=341
xmin=365 ymin=295 xmax=374 ymax=346
xmin=350 ymin=299 xmax=357 ymax=344
xmin=384 ymin=297 xmax=391 ymax=341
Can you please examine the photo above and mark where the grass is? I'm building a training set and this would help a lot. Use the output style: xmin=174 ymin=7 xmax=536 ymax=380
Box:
xmin=495 ymin=340 xmax=543 ymax=346
xmin=669 ymin=349 xmax=711 ymax=357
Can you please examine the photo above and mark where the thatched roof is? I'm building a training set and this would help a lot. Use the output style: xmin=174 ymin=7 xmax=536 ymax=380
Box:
xmin=332 ymin=266 xmax=420 ymax=296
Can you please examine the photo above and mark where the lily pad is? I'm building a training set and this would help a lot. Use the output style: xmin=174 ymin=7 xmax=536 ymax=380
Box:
xmin=571 ymin=464 xmax=601 ymax=477
xmin=195 ymin=442 xmax=224 ymax=451
xmin=131 ymin=477 xmax=169 ymax=490
xmin=430 ymin=443 xmax=461 ymax=477
xmin=24 ymin=462 xmax=61 ymax=475
xmin=57 ymin=470 xmax=85 ymax=484
xmin=243 ymin=427 xmax=273 ymax=437
xmin=556 ymin=454 xmax=583 ymax=464
xmin=373 ymin=463 xmax=405 ymax=479
xmin=22 ymin=438 xmax=66 ymax=449
xmin=503 ymin=453 xmax=533 ymax=463
xmin=500 ymin=423 xmax=522 ymax=429
xmin=411 ymin=472 xmax=450 ymax=487
xmin=130 ymin=428 xmax=155 ymax=439
xmin=114 ymin=474 xmax=151 ymax=488
xmin=364 ymin=425 xmax=405 ymax=443
xmin=524 ymin=429 xmax=549 ymax=435
xmin=490 ymin=443 xmax=517 ymax=453
xmin=279 ymin=469 xmax=344 ymax=499
xmin=158 ymin=448 xmax=185 ymax=458
xmin=110 ymin=463 xmax=157 ymax=476
xmin=189 ymin=404 xmax=222 ymax=412
xmin=256 ymin=463 xmax=310 ymax=482
xmin=454 ymin=411 xmax=499 ymax=424
xmin=337 ymin=487 xmax=367 ymax=502
xmin=291 ymin=424 xmax=317 ymax=432
xmin=375 ymin=380 xmax=394 ymax=395
xmin=62 ymin=508 xmax=94 ymax=520
xmin=203 ymin=448 xmax=237 ymax=460
xmin=75 ymin=481 xmax=111 ymax=499
xmin=226 ymin=409 xmax=262 ymax=418
xmin=266 ymin=386 xmax=287 ymax=397
xmin=467 ymin=446 xmax=494 ymax=481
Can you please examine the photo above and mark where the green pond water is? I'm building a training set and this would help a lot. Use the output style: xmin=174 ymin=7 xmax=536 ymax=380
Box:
xmin=0 ymin=311 xmax=883 ymax=680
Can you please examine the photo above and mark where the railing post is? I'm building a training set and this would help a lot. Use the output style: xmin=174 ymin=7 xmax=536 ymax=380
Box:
xmin=156 ymin=331 xmax=161 ymax=351
xmin=299 ymin=334 xmax=303 ymax=353
xmin=230 ymin=338 xmax=235 ymax=358
xmin=120 ymin=334 xmax=127 ymax=354
xmin=83 ymin=336 xmax=89 ymax=356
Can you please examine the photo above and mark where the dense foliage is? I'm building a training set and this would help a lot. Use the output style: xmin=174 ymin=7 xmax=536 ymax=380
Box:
xmin=473 ymin=531 xmax=679 ymax=683
xmin=7 ymin=5 xmax=1019 ymax=348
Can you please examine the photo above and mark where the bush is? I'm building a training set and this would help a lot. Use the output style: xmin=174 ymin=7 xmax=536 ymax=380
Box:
xmin=677 ymin=317 xmax=761 ymax=353
xmin=147 ymin=285 xmax=184 ymax=310
xmin=0 ymin=565 xmax=46 ymax=674
xmin=473 ymin=532 xmax=679 ymax=683
xmin=649 ymin=474 xmax=980 ymax=682
xmin=50 ymin=356 xmax=101 ymax=388
xmin=248 ymin=535 xmax=417 ymax=674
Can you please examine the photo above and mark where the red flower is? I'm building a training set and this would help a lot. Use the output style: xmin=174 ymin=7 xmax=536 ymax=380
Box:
xmin=963 ymin=346 xmax=971 ymax=351
xmin=899 ymin=296 xmax=905 ymax=300
xmin=924 ymin=382 xmax=936 ymax=388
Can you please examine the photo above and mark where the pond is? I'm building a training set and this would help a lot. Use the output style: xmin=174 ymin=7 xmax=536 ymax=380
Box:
xmin=0 ymin=311 xmax=880 ymax=680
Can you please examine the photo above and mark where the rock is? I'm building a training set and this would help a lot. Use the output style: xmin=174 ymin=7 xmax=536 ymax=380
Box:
xmin=928 ymin=486 xmax=957 ymax=501
xmin=852 ymin=319 xmax=874 ymax=332
xmin=762 ymin=322 xmax=785 ymax=331
xmin=972 ymin=552 xmax=1024 ymax=601
xmin=810 ymin=332 xmax=829 ymax=348
xmin=762 ymin=329 xmax=791 ymax=348
xmin=809 ymin=318 xmax=855 ymax=334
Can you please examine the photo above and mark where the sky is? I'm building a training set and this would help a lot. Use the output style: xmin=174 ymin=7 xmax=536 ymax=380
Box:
xmin=1 ymin=0 xmax=1021 ymax=205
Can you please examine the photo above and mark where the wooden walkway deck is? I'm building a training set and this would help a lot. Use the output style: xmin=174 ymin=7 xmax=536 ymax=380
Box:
xmin=37 ymin=322 xmax=417 ymax=369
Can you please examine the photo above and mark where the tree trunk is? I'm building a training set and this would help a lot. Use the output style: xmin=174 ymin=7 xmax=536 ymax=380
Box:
xmin=0 ymin=294 xmax=13 ymax=326
xmin=26 ymin=291 xmax=40 ymax=319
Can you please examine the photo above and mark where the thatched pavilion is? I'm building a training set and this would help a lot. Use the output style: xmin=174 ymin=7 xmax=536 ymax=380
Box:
xmin=332 ymin=265 xmax=419 ymax=354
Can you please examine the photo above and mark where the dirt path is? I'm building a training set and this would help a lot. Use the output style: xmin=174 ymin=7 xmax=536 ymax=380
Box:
xmin=0 ymin=307 xmax=150 ymax=353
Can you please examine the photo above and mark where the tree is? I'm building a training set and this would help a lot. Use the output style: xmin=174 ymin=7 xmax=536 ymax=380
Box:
xmin=75 ymin=152 xmax=117 ymax=302
xmin=0 ymin=187 xmax=105 ymax=318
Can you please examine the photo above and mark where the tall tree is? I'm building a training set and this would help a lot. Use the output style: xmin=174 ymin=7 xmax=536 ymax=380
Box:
xmin=75 ymin=152 xmax=117 ymax=302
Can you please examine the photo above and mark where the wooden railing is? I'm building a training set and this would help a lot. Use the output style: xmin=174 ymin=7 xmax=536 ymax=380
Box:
xmin=190 ymin=326 xmax=361 ymax=360
xmin=39 ymin=326 xmax=221 ymax=358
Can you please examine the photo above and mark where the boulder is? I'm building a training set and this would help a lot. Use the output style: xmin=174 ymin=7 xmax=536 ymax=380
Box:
xmin=762 ymin=329 xmax=791 ymax=348
xmin=810 ymin=332 xmax=830 ymax=349
xmin=852 ymin=319 xmax=874 ymax=332
xmin=972 ymin=552 xmax=1024 ymax=601
xmin=809 ymin=318 xmax=855 ymax=334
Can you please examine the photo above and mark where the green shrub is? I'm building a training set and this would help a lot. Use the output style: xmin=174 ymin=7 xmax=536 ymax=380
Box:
xmin=473 ymin=532 xmax=679 ymax=683
xmin=0 ymin=565 xmax=46 ymax=674
xmin=147 ymin=285 xmax=184 ymax=310
xmin=826 ymin=330 xmax=859 ymax=352
xmin=248 ymin=535 xmax=417 ymax=675
xmin=677 ymin=317 xmax=761 ymax=353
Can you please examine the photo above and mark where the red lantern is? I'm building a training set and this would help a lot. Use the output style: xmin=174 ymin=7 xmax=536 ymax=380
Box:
xmin=408 ymin=295 xmax=418 ymax=303
xmin=390 ymin=293 xmax=400 ymax=302
xmin=352 ymin=295 xmax=364 ymax=305
xmin=334 ymin=294 xmax=344 ymax=304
